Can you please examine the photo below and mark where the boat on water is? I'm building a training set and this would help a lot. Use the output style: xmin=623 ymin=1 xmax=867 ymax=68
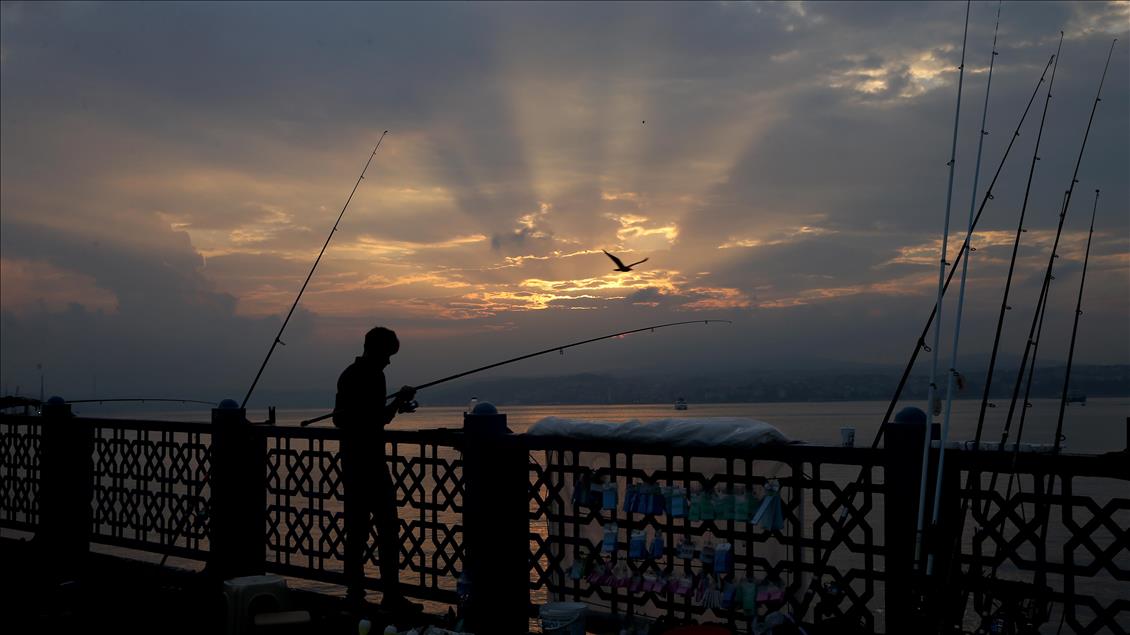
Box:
xmin=1066 ymin=391 xmax=1087 ymax=405
xmin=674 ymin=397 xmax=688 ymax=411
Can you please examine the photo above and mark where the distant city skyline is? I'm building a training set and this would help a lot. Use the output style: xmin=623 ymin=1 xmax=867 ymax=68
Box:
xmin=1 ymin=2 xmax=1127 ymax=405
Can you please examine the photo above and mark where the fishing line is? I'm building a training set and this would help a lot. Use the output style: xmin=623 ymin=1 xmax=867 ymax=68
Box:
xmin=913 ymin=0 xmax=970 ymax=574
xmin=925 ymin=0 xmax=999 ymax=577
xmin=300 ymin=319 xmax=733 ymax=426
xmin=241 ymin=131 xmax=389 ymax=410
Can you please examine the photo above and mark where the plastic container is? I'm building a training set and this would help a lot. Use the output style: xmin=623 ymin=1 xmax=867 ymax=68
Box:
xmin=539 ymin=602 xmax=588 ymax=635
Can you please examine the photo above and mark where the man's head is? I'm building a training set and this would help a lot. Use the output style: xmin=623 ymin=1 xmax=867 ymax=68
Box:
xmin=363 ymin=327 xmax=399 ymax=366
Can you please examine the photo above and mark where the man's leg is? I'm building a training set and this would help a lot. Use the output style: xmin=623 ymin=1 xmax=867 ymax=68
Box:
xmin=342 ymin=443 xmax=369 ymax=605
xmin=374 ymin=457 xmax=421 ymax=612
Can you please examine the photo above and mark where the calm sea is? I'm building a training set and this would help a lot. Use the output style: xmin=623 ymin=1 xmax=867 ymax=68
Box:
xmin=85 ymin=398 xmax=1129 ymax=453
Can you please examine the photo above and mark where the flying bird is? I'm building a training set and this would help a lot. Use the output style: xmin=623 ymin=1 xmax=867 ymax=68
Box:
xmin=603 ymin=249 xmax=648 ymax=272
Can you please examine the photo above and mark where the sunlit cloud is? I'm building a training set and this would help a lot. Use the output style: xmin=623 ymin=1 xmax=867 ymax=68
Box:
xmin=718 ymin=225 xmax=836 ymax=249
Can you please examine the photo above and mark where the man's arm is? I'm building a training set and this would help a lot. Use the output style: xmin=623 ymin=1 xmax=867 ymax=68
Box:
xmin=380 ymin=385 xmax=417 ymax=425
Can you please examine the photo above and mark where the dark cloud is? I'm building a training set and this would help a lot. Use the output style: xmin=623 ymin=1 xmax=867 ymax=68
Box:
xmin=1 ymin=1 xmax=1126 ymax=402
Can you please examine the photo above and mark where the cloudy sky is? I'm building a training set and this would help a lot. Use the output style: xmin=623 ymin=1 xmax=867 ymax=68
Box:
xmin=1 ymin=1 xmax=1127 ymax=408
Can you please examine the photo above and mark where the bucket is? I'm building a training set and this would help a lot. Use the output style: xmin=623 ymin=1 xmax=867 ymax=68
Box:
xmin=539 ymin=602 xmax=587 ymax=635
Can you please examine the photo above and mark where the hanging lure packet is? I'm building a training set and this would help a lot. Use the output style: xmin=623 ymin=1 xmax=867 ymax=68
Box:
xmin=612 ymin=560 xmax=632 ymax=588
xmin=642 ymin=572 xmax=660 ymax=593
xmin=643 ymin=483 xmax=665 ymax=515
xmin=664 ymin=486 xmax=688 ymax=518
xmin=602 ymin=522 xmax=619 ymax=553
xmin=700 ymin=486 xmax=716 ymax=520
xmin=733 ymin=483 xmax=751 ymax=519
xmin=713 ymin=541 xmax=734 ymax=574
xmin=751 ymin=479 xmax=784 ymax=532
xmin=740 ymin=576 xmax=757 ymax=614
xmin=688 ymin=483 xmax=704 ymax=521
xmin=570 ymin=545 xmax=592 ymax=580
xmin=713 ymin=488 xmax=735 ymax=520
xmin=676 ymin=536 xmax=696 ymax=560
xmin=628 ymin=529 xmax=647 ymax=559
xmin=721 ymin=580 xmax=737 ymax=610
xmin=572 ymin=471 xmax=592 ymax=508
xmin=698 ymin=531 xmax=716 ymax=567
xmin=586 ymin=557 xmax=608 ymax=585
xmin=629 ymin=574 xmax=643 ymax=593
xmin=756 ymin=578 xmax=785 ymax=606
xmin=671 ymin=574 xmax=694 ymax=596
xmin=602 ymin=480 xmax=619 ymax=511
xmin=649 ymin=533 xmax=665 ymax=560
xmin=623 ymin=482 xmax=638 ymax=513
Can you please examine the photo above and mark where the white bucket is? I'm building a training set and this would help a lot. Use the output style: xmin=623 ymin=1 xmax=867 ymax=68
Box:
xmin=539 ymin=602 xmax=587 ymax=635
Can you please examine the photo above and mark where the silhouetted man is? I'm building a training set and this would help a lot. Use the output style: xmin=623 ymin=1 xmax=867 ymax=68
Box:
xmin=335 ymin=326 xmax=420 ymax=613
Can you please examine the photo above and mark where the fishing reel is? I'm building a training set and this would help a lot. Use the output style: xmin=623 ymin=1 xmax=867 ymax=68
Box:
xmin=397 ymin=399 xmax=418 ymax=413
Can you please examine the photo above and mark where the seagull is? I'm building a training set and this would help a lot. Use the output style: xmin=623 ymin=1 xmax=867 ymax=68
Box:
xmin=603 ymin=249 xmax=648 ymax=272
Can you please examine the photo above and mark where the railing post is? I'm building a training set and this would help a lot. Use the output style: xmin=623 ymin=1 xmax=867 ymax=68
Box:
xmin=884 ymin=406 xmax=929 ymax=633
xmin=462 ymin=402 xmax=528 ymax=634
xmin=206 ymin=399 xmax=266 ymax=580
xmin=35 ymin=396 xmax=92 ymax=580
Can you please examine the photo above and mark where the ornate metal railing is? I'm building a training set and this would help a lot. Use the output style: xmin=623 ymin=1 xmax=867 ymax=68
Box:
xmin=89 ymin=418 xmax=211 ymax=560
xmin=258 ymin=426 xmax=465 ymax=605
xmin=526 ymin=439 xmax=886 ymax=633
xmin=0 ymin=417 xmax=40 ymax=532
xmin=953 ymin=451 xmax=1128 ymax=635
xmin=2 ymin=410 xmax=1126 ymax=635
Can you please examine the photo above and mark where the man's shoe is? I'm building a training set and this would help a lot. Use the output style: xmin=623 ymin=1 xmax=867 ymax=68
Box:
xmin=380 ymin=594 xmax=424 ymax=614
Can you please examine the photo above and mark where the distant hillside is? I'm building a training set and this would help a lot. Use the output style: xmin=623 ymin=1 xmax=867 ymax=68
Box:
xmin=419 ymin=364 xmax=1129 ymax=406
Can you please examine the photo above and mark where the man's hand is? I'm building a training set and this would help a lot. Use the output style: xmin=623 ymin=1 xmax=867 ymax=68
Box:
xmin=395 ymin=386 xmax=418 ymax=413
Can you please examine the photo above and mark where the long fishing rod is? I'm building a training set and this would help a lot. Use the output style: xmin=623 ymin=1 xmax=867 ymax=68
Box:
xmin=1051 ymin=189 xmax=1100 ymax=451
xmin=158 ymin=134 xmax=389 ymax=568
xmin=916 ymin=0 xmax=970 ymax=573
xmin=65 ymin=398 xmax=216 ymax=406
xmin=987 ymin=37 xmax=1116 ymax=497
xmin=970 ymin=31 xmax=1064 ymax=451
xmin=935 ymin=31 xmax=1063 ymax=620
xmin=925 ymin=0 xmax=1000 ymax=578
xmin=299 ymin=319 xmax=733 ymax=426
xmin=878 ymin=52 xmax=1055 ymax=436
xmin=795 ymin=48 xmax=1056 ymax=625
xmin=1032 ymin=189 xmax=1100 ymax=603
xmin=241 ymin=131 xmax=389 ymax=410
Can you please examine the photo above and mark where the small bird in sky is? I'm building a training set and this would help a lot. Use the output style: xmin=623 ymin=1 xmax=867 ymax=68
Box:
xmin=603 ymin=249 xmax=648 ymax=272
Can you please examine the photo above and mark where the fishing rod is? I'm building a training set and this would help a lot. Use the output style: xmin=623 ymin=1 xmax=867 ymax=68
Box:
xmin=158 ymin=134 xmax=389 ymax=567
xmin=878 ymin=52 xmax=1055 ymax=437
xmin=915 ymin=0 xmax=970 ymax=573
xmin=1051 ymin=189 xmax=1100 ymax=451
xmin=241 ymin=131 xmax=389 ymax=410
xmin=65 ymin=398 xmax=216 ymax=406
xmin=986 ymin=37 xmax=1116 ymax=502
xmin=1031 ymin=189 xmax=1100 ymax=599
xmin=970 ymin=31 xmax=1063 ymax=453
xmin=795 ymin=46 xmax=1056 ymax=626
xmin=299 ymin=319 xmax=733 ymax=426
xmin=934 ymin=31 xmax=1063 ymax=618
xmin=925 ymin=0 xmax=1000 ymax=578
